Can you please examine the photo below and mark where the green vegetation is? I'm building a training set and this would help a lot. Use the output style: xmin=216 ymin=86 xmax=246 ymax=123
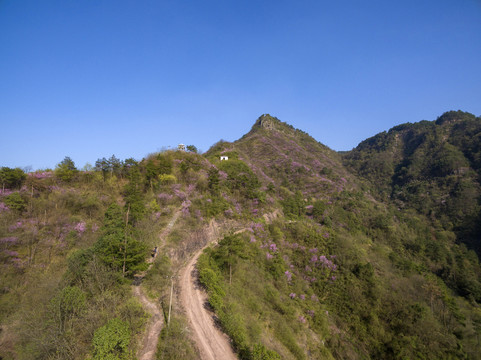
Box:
xmin=2 ymin=111 xmax=481 ymax=359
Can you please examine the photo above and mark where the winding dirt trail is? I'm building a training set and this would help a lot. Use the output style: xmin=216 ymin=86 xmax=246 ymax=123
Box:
xmin=180 ymin=245 xmax=237 ymax=360
xmin=133 ymin=209 xmax=181 ymax=360
xmin=133 ymin=285 xmax=164 ymax=360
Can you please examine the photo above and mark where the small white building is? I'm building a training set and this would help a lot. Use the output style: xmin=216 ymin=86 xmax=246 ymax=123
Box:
xmin=178 ymin=144 xmax=186 ymax=151
xmin=220 ymin=156 xmax=229 ymax=161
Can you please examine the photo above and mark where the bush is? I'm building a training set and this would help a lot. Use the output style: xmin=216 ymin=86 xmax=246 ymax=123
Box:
xmin=253 ymin=344 xmax=281 ymax=360
xmin=92 ymin=318 xmax=131 ymax=360
xmin=4 ymin=192 xmax=26 ymax=212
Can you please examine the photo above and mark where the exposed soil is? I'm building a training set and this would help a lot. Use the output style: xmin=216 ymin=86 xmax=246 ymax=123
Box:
xmin=133 ymin=285 xmax=164 ymax=360
xmin=133 ymin=209 xmax=181 ymax=360
xmin=179 ymin=246 xmax=237 ymax=360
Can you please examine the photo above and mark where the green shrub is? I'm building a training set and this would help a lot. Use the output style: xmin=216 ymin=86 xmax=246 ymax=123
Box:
xmin=253 ymin=344 xmax=281 ymax=360
xmin=92 ymin=318 xmax=131 ymax=360
xmin=4 ymin=192 xmax=26 ymax=212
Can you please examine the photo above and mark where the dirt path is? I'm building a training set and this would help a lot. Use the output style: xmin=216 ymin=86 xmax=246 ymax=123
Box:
xmin=133 ymin=285 xmax=164 ymax=360
xmin=180 ymin=246 xmax=237 ymax=360
xmin=133 ymin=208 xmax=181 ymax=360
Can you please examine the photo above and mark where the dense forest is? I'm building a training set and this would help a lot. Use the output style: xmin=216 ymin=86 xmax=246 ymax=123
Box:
xmin=1 ymin=111 xmax=481 ymax=359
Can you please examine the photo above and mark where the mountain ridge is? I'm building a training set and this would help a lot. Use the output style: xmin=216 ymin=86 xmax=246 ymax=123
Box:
xmin=1 ymin=110 xmax=481 ymax=360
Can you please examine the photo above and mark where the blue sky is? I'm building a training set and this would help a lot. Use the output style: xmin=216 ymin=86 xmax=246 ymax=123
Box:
xmin=1 ymin=0 xmax=480 ymax=170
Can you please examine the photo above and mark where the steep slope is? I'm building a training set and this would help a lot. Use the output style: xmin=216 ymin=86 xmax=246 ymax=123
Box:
xmin=344 ymin=110 xmax=481 ymax=253
xmin=207 ymin=114 xmax=355 ymax=197
xmin=197 ymin=113 xmax=481 ymax=359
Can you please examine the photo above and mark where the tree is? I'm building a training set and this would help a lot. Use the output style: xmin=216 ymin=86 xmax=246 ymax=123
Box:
xmin=122 ymin=157 xmax=138 ymax=178
xmin=123 ymin=167 xmax=145 ymax=224
xmin=94 ymin=204 xmax=147 ymax=276
xmin=55 ymin=156 xmax=78 ymax=182
xmin=187 ymin=145 xmax=198 ymax=153
xmin=95 ymin=157 xmax=110 ymax=182
xmin=208 ymin=167 xmax=220 ymax=193
xmin=0 ymin=167 xmax=26 ymax=190
xmin=50 ymin=286 xmax=86 ymax=333
xmin=109 ymin=155 xmax=122 ymax=177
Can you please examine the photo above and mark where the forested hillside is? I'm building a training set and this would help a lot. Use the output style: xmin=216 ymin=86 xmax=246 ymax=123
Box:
xmin=1 ymin=112 xmax=481 ymax=360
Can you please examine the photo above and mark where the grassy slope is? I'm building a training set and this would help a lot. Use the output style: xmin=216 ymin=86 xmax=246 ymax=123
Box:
xmin=198 ymin=114 xmax=481 ymax=359
xmin=1 ymin=112 xmax=481 ymax=359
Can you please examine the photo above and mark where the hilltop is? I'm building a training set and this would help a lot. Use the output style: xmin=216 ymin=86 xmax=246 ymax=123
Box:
xmin=1 ymin=111 xmax=481 ymax=360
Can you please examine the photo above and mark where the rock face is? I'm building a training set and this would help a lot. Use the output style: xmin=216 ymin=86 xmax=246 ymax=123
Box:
xmin=257 ymin=114 xmax=276 ymax=130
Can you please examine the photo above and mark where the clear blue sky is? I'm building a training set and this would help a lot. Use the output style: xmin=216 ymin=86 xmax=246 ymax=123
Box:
xmin=1 ymin=0 xmax=480 ymax=170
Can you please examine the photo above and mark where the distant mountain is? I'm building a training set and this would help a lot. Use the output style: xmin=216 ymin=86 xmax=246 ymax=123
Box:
xmin=343 ymin=110 xmax=481 ymax=253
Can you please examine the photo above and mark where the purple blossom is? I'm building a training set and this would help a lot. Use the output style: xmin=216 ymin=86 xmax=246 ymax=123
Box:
xmin=1 ymin=237 xmax=18 ymax=246
xmin=206 ymin=198 xmax=212 ymax=203
xmin=173 ymin=189 xmax=187 ymax=200
xmin=310 ymin=255 xmax=318 ymax=263
xmin=305 ymin=205 xmax=314 ymax=211
xmin=311 ymin=294 xmax=318 ymax=302
xmin=30 ymin=171 xmax=53 ymax=179
xmin=266 ymin=252 xmax=273 ymax=260
xmin=318 ymin=255 xmax=337 ymax=271
xmin=3 ymin=250 xmax=19 ymax=257
xmin=323 ymin=232 xmax=330 ymax=238
xmin=0 ymin=203 xmax=10 ymax=212
xmin=330 ymin=276 xmax=337 ymax=281
xmin=8 ymin=221 xmax=22 ymax=231
xmin=252 ymin=223 xmax=264 ymax=232
xmin=157 ymin=193 xmax=173 ymax=201
xmin=298 ymin=316 xmax=306 ymax=323
xmin=181 ymin=200 xmax=192 ymax=216
xmin=11 ymin=257 xmax=23 ymax=268
xmin=289 ymin=293 xmax=296 ymax=299
xmin=300 ymin=294 xmax=306 ymax=300
xmin=305 ymin=265 xmax=312 ymax=272
xmin=269 ymin=243 xmax=278 ymax=252
xmin=0 ymin=189 xmax=13 ymax=196
xmin=224 ymin=209 xmax=234 ymax=217
xmin=249 ymin=236 xmax=256 ymax=243
xmin=74 ymin=222 xmax=86 ymax=234
xmin=309 ymin=248 xmax=318 ymax=253
xmin=252 ymin=208 xmax=258 ymax=215
xmin=218 ymin=171 xmax=228 ymax=180
xmin=307 ymin=310 xmax=315 ymax=317
xmin=285 ymin=271 xmax=292 ymax=281
xmin=91 ymin=223 xmax=99 ymax=232
xmin=292 ymin=243 xmax=299 ymax=249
